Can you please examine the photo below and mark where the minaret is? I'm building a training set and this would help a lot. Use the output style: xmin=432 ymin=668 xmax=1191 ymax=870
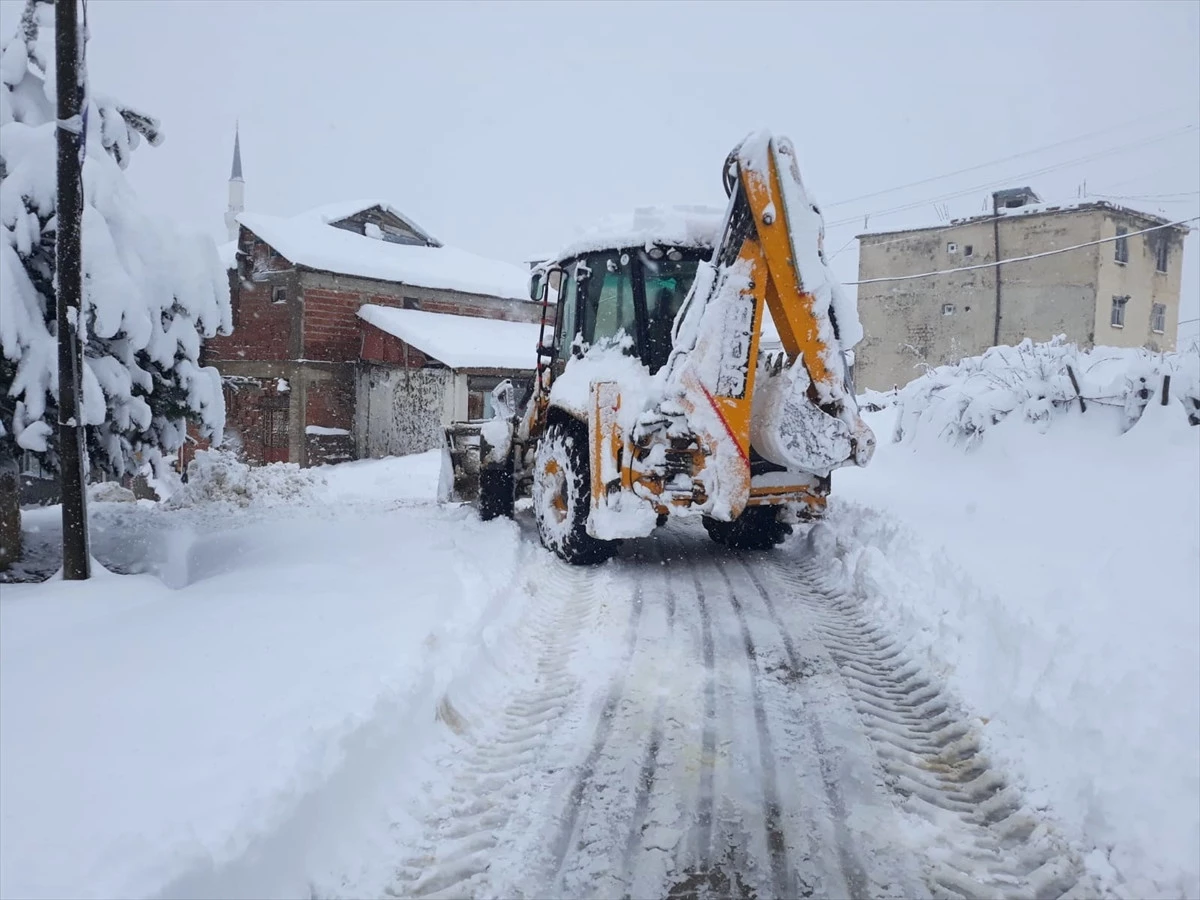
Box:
xmin=224 ymin=124 xmax=244 ymax=242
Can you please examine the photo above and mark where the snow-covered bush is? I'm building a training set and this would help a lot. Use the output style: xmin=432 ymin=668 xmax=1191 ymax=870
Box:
xmin=164 ymin=449 xmax=324 ymax=510
xmin=0 ymin=0 xmax=231 ymax=484
xmin=891 ymin=336 xmax=1200 ymax=447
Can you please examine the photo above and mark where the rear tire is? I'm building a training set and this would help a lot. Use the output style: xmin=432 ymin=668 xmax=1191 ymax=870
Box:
xmin=533 ymin=421 xmax=617 ymax=565
xmin=703 ymin=506 xmax=792 ymax=551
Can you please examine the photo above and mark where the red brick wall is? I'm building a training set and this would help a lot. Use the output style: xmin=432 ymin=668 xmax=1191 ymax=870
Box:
xmin=305 ymin=375 xmax=354 ymax=432
xmin=302 ymin=287 xmax=374 ymax=361
xmin=220 ymin=379 xmax=291 ymax=466
xmin=206 ymin=231 xmax=298 ymax=363
xmin=360 ymin=322 xmax=429 ymax=367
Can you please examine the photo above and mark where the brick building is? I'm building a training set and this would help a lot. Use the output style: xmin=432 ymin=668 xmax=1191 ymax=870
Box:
xmin=204 ymin=199 xmax=543 ymax=467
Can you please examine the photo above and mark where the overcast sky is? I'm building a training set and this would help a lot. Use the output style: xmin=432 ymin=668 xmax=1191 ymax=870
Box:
xmin=4 ymin=0 xmax=1199 ymax=330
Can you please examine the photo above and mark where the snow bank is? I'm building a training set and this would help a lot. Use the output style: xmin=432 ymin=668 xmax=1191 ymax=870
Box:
xmin=164 ymin=449 xmax=324 ymax=510
xmin=831 ymin=360 xmax=1200 ymax=896
xmin=890 ymin=337 xmax=1200 ymax=447
xmin=0 ymin=454 xmax=522 ymax=900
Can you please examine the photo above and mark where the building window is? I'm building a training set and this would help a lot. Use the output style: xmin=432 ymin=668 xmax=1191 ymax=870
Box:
xmin=1155 ymin=241 xmax=1169 ymax=273
xmin=403 ymin=297 xmax=422 ymax=310
xmin=1110 ymin=295 xmax=1129 ymax=328
xmin=1114 ymin=227 xmax=1129 ymax=264
xmin=942 ymin=303 xmax=956 ymax=316
xmin=963 ymin=244 xmax=973 ymax=257
xmin=1151 ymin=303 xmax=1166 ymax=334
xmin=946 ymin=242 xmax=958 ymax=254
xmin=272 ymin=286 xmax=287 ymax=304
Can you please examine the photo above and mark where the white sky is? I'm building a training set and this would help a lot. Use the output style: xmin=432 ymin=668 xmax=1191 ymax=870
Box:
xmin=3 ymin=0 xmax=1198 ymax=332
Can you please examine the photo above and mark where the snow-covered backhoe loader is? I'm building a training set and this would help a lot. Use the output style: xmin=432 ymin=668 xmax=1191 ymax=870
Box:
xmin=442 ymin=130 xmax=875 ymax=564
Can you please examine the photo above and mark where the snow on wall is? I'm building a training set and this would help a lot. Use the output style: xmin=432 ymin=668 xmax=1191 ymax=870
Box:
xmin=888 ymin=336 xmax=1200 ymax=447
xmin=356 ymin=365 xmax=457 ymax=459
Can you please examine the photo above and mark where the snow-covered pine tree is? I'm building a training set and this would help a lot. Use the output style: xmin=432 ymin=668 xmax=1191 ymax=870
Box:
xmin=0 ymin=0 xmax=231 ymax=568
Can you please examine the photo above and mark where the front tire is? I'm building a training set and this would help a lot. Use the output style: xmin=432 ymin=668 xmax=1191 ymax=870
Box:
xmin=703 ymin=505 xmax=792 ymax=551
xmin=532 ymin=421 xmax=617 ymax=565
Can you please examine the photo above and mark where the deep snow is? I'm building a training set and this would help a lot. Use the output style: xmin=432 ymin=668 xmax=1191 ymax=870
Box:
xmin=0 ymin=451 xmax=528 ymax=900
xmin=2 ymin=343 xmax=1197 ymax=898
xmin=831 ymin=360 xmax=1200 ymax=898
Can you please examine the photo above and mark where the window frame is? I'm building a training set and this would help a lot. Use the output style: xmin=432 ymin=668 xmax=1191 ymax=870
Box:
xmin=1151 ymin=302 xmax=1166 ymax=334
xmin=271 ymin=285 xmax=287 ymax=305
xmin=1110 ymin=294 xmax=1129 ymax=328
xmin=1155 ymin=240 xmax=1169 ymax=274
xmin=1114 ymin=227 xmax=1129 ymax=265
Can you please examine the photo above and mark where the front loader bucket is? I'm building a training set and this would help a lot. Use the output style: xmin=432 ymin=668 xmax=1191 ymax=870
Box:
xmin=441 ymin=422 xmax=483 ymax=504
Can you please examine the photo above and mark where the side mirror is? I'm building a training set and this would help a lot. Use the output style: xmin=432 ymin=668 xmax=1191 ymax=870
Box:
xmin=529 ymin=270 xmax=545 ymax=303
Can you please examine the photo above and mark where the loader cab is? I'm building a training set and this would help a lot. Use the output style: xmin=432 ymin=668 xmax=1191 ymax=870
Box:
xmin=534 ymin=243 xmax=711 ymax=376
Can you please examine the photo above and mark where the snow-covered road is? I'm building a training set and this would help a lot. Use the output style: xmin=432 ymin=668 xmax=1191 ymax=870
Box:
xmin=359 ymin=520 xmax=1102 ymax=900
xmin=5 ymin=391 xmax=1195 ymax=900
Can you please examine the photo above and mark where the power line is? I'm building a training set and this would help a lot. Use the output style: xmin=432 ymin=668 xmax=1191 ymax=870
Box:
xmin=824 ymin=108 xmax=1193 ymax=210
xmin=845 ymin=217 xmax=1199 ymax=286
xmin=825 ymin=124 xmax=1198 ymax=230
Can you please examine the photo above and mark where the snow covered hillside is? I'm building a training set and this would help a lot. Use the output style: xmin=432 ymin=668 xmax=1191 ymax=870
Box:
xmin=835 ymin=340 xmax=1200 ymax=898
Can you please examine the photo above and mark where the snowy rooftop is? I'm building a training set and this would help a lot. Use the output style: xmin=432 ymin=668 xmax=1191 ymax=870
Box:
xmin=357 ymin=304 xmax=541 ymax=371
xmin=553 ymin=205 xmax=725 ymax=261
xmin=857 ymin=199 xmax=1190 ymax=240
xmin=235 ymin=202 xmax=531 ymax=301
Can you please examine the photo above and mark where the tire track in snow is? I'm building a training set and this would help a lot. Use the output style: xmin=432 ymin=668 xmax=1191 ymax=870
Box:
xmin=544 ymin=542 xmax=652 ymax=887
xmin=709 ymin=558 xmax=792 ymax=899
xmin=735 ymin=556 xmax=874 ymax=899
xmin=384 ymin=549 xmax=608 ymax=900
xmin=618 ymin=541 xmax=673 ymax=881
xmin=765 ymin=531 xmax=1106 ymax=900
xmin=686 ymin=546 xmax=719 ymax=876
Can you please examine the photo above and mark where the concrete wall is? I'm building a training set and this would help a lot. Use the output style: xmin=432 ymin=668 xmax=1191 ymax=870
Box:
xmin=355 ymin=364 xmax=462 ymax=458
xmin=1094 ymin=212 xmax=1186 ymax=351
xmin=853 ymin=205 xmax=1184 ymax=391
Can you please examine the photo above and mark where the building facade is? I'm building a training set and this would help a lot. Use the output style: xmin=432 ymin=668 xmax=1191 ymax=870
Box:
xmin=854 ymin=193 xmax=1190 ymax=391
xmin=203 ymin=200 xmax=542 ymax=468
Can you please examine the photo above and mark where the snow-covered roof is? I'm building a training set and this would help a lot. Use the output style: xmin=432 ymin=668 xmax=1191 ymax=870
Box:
xmin=859 ymin=199 xmax=1189 ymax=240
xmin=290 ymin=199 xmax=442 ymax=246
xmin=358 ymin=304 xmax=541 ymax=371
xmin=235 ymin=202 xmax=530 ymax=300
xmin=554 ymin=205 xmax=724 ymax=262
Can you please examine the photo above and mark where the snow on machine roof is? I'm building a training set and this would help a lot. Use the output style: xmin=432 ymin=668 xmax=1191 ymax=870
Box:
xmin=553 ymin=205 xmax=725 ymax=262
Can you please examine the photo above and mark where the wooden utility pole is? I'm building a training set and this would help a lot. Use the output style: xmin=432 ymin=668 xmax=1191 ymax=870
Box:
xmin=55 ymin=0 xmax=90 ymax=579
xmin=991 ymin=192 xmax=1003 ymax=348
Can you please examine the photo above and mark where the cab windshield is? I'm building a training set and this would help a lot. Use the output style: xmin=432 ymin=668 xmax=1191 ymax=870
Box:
xmin=557 ymin=245 xmax=706 ymax=374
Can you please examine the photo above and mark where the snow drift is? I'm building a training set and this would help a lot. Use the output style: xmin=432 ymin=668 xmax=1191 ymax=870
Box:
xmin=834 ymin=339 xmax=1200 ymax=898
xmin=889 ymin=336 xmax=1199 ymax=446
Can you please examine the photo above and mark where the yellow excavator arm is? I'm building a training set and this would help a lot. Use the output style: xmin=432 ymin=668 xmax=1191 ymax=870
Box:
xmin=605 ymin=131 xmax=873 ymax=525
